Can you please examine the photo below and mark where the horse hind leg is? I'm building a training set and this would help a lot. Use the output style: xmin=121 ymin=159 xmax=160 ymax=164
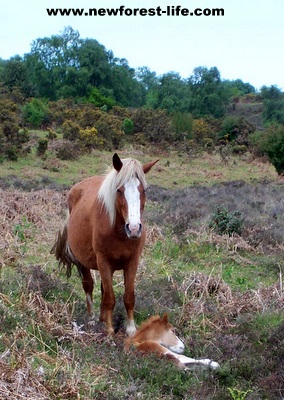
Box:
xmin=51 ymin=226 xmax=94 ymax=316
xmin=51 ymin=224 xmax=73 ymax=278
xmin=79 ymin=267 xmax=94 ymax=315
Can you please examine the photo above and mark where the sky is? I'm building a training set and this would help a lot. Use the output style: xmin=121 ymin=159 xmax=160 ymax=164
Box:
xmin=1 ymin=0 xmax=284 ymax=90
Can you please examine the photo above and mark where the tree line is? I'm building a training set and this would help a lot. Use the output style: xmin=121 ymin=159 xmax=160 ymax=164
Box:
xmin=0 ymin=26 xmax=257 ymax=117
xmin=1 ymin=26 xmax=284 ymax=174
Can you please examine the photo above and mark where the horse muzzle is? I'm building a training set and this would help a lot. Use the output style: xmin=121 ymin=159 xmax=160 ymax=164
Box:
xmin=125 ymin=223 xmax=142 ymax=239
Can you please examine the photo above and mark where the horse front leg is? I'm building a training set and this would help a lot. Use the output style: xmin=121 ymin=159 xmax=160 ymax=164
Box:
xmin=99 ymin=267 xmax=115 ymax=336
xmin=123 ymin=265 xmax=138 ymax=336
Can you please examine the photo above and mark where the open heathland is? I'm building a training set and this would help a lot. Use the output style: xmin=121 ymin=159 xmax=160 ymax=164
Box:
xmin=0 ymin=148 xmax=284 ymax=400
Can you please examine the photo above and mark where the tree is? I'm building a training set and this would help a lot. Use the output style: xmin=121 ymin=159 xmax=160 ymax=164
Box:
xmin=78 ymin=39 xmax=111 ymax=88
xmin=223 ymin=79 xmax=255 ymax=97
xmin=171 ymin=112 xmax=192 ymax=140
xmin=253 ymin=125 xmax=284 ymax=175
xmin=109 ymin=60 xmax=145 ymax=107
xmin=154 ymin=72 xmax=191 ymax=112
xmin=26 ymin=27 xmax=81 ymax=99
xmin=261 ymin=85 xmax=284 ymax=124
xmin=2 ymin=56 xmax=34 ymax=99
xmin=188 ymin=66 xmax=230 ymax=118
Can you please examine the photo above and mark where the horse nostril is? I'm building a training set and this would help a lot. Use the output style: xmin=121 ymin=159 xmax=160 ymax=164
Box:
xmin=125 ymin=223 xmax=142 ymax=237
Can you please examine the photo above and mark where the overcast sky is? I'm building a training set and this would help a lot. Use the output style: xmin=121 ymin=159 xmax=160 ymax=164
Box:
xmin=1 ymin=0 xmax=283 ymax=90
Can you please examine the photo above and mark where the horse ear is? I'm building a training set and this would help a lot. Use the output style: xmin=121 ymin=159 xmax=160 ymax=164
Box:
xmin=113 ymin=153 xmax=123 ymax=172
xmin=162 ymin=314 xmax=169 ymax=324
xmin=143 ymin=159 xmax=159 ymax=174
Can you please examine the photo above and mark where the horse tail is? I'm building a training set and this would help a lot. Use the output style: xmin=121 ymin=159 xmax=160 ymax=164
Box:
xmin=51 ymin=223 xmax=84 ymax=278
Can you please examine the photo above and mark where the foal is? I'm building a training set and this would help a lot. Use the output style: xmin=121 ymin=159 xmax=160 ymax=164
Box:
xmin=125 ymin=315 xmax=220 ymax=369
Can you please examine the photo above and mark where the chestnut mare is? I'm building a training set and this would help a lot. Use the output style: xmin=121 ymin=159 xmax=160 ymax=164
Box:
xmin=125 ymin=315 xmax=220 ymax=369
xmin=52 ymin=153 xmax=158 ymax=336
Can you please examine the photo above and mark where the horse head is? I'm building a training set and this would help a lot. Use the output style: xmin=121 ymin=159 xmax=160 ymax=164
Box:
xmin=157 ymin=314 xmax=185 ymax=354
xmin=112 ymin=153 xmax=158 ymax=239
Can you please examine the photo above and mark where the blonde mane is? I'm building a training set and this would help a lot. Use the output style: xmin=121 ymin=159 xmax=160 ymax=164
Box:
xmin=97 ymin=158 xmax=148 ymax=226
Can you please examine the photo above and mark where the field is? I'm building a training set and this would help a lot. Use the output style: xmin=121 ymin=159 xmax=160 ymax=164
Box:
xmin=0 ymin=145 xmax=284 ymax=399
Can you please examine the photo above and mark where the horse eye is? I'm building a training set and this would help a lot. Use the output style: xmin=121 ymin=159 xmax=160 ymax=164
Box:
xmin=117 ymin=188 xmax=123 ymax=194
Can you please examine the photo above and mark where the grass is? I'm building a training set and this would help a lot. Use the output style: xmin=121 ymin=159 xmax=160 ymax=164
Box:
xmin=1 ymin=137 xmax=284 ymax=399
xmin=0 ymin=137 xmax=278 ymax=190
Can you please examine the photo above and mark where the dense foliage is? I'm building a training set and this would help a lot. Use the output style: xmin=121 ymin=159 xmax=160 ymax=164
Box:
xmin=0 ymin=26 xmax=284 ymax=173
xmin=0 ymin=27 xmax=256 ymax=111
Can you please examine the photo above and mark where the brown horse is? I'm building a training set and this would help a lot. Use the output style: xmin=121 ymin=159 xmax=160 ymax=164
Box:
xmin=125 ymin=315 xmax=220 ymax=369
xmin=52 ymin=153 xmax=158 ymax=336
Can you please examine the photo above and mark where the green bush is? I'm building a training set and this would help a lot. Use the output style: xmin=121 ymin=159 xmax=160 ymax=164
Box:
xmin=171 ymin=112 xmax=193 ymax=140
xmin=22 ymin=99 xmax=50 ymax=128
xmin=209 ymin=206 xmax=242 ymax=236
xmin=122 ymin=118 xmax=134 ymax=135
xmin=219 ymin=116 xmax=240 ymax=141
xmin=37 ymin=138 xmax=48 ymax=156
xmin=87 ymin=87 xmax=115 ymax=110
xmin=251 ymin=125 xmax=284 ymax=175
xmin=5 ymin=145 xmax=18 ymax=161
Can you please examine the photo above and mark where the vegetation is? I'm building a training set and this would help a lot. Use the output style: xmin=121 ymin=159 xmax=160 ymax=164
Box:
xmin=1 ymin=26 xmax=284 ymax=171
xmin=0 ymin=145 xmax=284 ymax=399
xmin=0 ymin=24 xmax=284 ymax=399
xmin=250 ymin=124 xmax=284 ymax=175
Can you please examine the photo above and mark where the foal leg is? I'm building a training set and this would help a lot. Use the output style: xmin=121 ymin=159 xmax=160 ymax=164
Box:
xmin=123 ymin=266 xmax=137 ymax=336
xmin=80 ymin=267 xmax=94 ymax=315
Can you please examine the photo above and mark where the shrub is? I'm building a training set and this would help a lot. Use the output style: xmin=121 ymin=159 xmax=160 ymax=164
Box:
xmin=22 ymin=99 xmax=51 ymax=128
xmin=0 ymin=99 xmax=28 ymax=159
xmin=219 ymin=116 xmax=240 ymax=141
xmin=122 ymin=118 xmax=134 ymax=135
xmin=132 ymin=108 xmax=174 ymax=144
xmin=191 ymin=118 xmax=215 ymax=145
xmin=87 ymin=87 xmax=115 ymax=110
xmin=46 ymin=128 xmax=57 ymax=140
xmin=95 ymin=113 xmax=125 ymax=149
xmin=208 ymin=206 xmax=242 ymax=236
xmin=62 ymin=120 xmax=80 ymax=141
xmin=251 ymin=125 xmax=284 ymax=175
xmin=219 ymin=117 xmax=255 ymax=147
xmin=232 ymin=144 xmax=247 ymax=155
xmin=79 ymin=127 xmax=103 ymax=150
xmin=53 ymin=140 xmax=80 ymax=160
xmin=171 ymin=112 xmax=193 ymax=140
xmin=5 ymin=145 xmax=18 ymax=161
xmin=37 ymin=138 xmax=48 ymax=156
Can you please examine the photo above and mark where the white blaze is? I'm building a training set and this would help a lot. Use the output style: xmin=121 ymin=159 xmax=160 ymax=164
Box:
xmin=166 ymin=336 xmax=185 ymax=354
xmin=124 ymin=177 xmax=142 ymax=237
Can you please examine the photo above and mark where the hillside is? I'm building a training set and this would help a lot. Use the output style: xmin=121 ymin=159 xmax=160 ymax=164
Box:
xmin=226 ymin=97 xmax=264 ymax=131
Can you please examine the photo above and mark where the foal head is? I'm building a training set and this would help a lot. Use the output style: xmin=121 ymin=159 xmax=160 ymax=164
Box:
xmin=131 ymin=314 xmax=185 ymax=354
xmin=98 ymin=153 xmax=158 ymax=238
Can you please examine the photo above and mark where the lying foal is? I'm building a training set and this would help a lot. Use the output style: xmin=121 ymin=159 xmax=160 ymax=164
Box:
xmin=125 ymin=314 xmax=220 ymax=370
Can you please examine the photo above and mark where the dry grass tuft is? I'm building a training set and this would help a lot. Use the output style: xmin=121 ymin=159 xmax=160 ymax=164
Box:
xmin=0 ymin=189 xmax=66 ymax=267
xmin=178 ymin=271 xmax=284 ymax=332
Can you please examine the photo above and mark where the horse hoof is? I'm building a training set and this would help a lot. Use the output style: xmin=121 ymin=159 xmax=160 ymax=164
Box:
xmin=209 ymin=361 xmax=220 ymax=370
xmin=126 ymin=320 xmax=136 ymax=337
